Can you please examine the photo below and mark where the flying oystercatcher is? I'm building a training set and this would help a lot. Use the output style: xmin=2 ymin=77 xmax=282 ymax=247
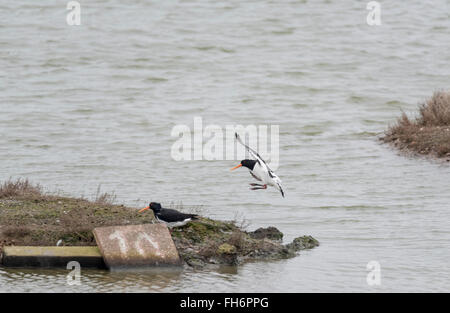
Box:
xmin=139 ymin=202 xmax=199 ymax=227
xmin=231 ymin=132 xmax=285 ymax=197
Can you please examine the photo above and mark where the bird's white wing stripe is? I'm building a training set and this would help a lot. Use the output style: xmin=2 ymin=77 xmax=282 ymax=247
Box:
xmin=235 ymin=132 xmax=274 ymax=174
xmin=235 ymin=132 xmax=259 ymax=160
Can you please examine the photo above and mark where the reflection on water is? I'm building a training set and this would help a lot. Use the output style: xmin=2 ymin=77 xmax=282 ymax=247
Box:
xmin=1 ymin=0 xmax=450 ymax=292
xmin=0 ymin=265 xmax=245 ymax=292
xmin=1 ymin=267 xmax=182 ymax=292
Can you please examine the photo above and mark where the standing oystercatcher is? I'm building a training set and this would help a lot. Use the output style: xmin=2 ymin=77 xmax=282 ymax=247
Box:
xmin=139 ymin=202 xmax=199 ymax=227
xmin=231 ymin=132 xmax=285 ymax=197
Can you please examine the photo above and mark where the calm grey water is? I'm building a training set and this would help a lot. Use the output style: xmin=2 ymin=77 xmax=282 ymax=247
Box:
xmin=1 ymin=0 xmax=450 ymax=292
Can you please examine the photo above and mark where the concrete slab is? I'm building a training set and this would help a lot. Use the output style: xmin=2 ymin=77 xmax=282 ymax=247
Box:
xmin=93 ymin=224 xmax=181 ymax=269
xmin=1 ymin=246 xmax=105 ymax=268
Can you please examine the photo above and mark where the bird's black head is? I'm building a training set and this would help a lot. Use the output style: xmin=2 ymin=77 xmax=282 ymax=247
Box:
xmin=139 ymin=202 xmax=162 ymax=214
xmin=231 ymin=159 xmax=257 ymax=171
xmin=238 ymin=159 xmax=257 ymax=170
xmin=149 ymin=202 xmax=162 ymax=213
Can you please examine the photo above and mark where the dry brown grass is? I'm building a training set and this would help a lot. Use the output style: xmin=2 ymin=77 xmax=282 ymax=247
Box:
xmin=382 ymin=91 xmax=450 ymax=158
xmin=0 ymin=179 xmax=155 ymax=247
xmin=227 ymin=231 xmax=246 ymax=251
xmin=0 ymin=178 xmax=43 ymax=199
xmin=231 ymin=211 xmax=251 ymax=230
xmin=167 ymin=201 xmax=205 ymax=216
xmin=94 ymin=185 xmax=117 ymax=205
xmin=417 ymin=91 xmax=450 ymax=126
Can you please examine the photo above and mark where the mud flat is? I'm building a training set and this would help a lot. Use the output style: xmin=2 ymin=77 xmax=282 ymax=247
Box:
xmin=381 ymin=91 xmax=450 ymax=161
xmin=0 ymin=179 xmax=319 ymax=268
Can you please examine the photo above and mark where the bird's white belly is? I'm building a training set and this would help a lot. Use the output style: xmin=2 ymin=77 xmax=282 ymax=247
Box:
xmin=157 ymin=216 xmax=191 ymax=228
xmin=251 ymin=164 xmax=275 ymax=186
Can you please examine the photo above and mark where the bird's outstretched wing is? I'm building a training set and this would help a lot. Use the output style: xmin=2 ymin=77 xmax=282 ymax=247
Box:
xmin=235 ymin=132 xmax=275 ymax=177
xmin=274 ymin=176 xmax=285 ymax=198
xmin=279 ymin=185 xmax=285 ymax=197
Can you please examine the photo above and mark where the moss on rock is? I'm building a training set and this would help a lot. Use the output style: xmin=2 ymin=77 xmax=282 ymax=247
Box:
xmin=171 ymin=220 xmax=319 ymax=268
xmin=217 ymin=243 xmax=237 ymax=255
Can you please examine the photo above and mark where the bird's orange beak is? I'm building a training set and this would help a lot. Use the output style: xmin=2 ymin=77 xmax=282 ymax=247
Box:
xmin=138 ymin=206 xmax=149 ymax=213
xmin=230 ymin=164 xmax=242 ymax=171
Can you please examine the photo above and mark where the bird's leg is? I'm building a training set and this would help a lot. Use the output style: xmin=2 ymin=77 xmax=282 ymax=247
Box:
xmin=250 ymin=184 xmax=268 ymax=191
xmin=249 ymin=183 xmax=264 ymax=187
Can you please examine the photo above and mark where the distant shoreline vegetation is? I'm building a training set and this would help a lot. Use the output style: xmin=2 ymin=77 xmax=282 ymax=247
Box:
xmin=381 ymin=91 xmax=450 ymax=161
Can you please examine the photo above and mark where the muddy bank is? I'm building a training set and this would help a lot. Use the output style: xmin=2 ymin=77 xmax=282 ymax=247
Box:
xmin=381 ymin=91 xmax=450 ymax=160
xmin=0 ymin=179 xmax=319 ymax=268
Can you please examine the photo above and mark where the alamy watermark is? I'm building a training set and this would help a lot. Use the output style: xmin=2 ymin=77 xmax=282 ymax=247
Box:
xmin=366 ymin=261 xmax=381 ymax=286
xmin=171 ymin=117 xmax=280 ymax=170
xmin=67 ymin=261 xmax=81 ymax=285
xmin=366 ymin=1 xmax=382 ymax=26
xmin=65 ymin=1 xmax=180 ymax=27
xmin=66 ymin=1 xmax=81 ymax=26
xmin=65 ymin=2 xmax=380 ymax=27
